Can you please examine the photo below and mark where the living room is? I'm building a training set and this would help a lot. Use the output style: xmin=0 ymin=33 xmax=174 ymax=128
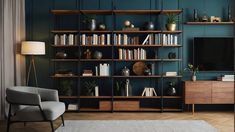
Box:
xmin=0 ymin=0 xmax=234 ymax=132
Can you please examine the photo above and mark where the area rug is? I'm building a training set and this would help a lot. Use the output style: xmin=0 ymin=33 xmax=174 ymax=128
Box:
xmin=56 ymin=120 xmax=218 ymax=132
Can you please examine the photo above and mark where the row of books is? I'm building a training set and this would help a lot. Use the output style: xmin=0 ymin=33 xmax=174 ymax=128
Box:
xmin=113 ymin=34 xmax=161 ymax=45
xmin=54 ymin=34 xmax=78 ymax=45
xmin=80 ymin=34 xmax=111 ymax=45
xmin=118 ymin=48 xmax=147 ymax=60
xmin=162 ymin=34 xmax=178 ymax=45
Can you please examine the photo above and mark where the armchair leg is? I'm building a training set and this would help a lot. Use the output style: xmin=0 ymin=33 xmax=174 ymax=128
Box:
xmin=61 ymin=115 xmax=65 ymax=126
xmin=7 ymin=104 xmax=12 ymax=132
xmin=50 ymin=121 xmax=54 ymax=132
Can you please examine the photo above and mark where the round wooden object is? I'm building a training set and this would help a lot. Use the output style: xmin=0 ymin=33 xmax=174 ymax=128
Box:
xmin=132 ymin=62 xmax=146 ymax=75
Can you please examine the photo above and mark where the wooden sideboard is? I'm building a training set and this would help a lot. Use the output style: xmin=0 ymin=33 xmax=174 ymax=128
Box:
xmin=183 ymin=81 xmax=234 ymax=114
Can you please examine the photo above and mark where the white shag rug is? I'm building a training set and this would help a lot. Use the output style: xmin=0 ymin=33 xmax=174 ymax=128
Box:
xmin=56 ymin=120 xmax=218 ymax=132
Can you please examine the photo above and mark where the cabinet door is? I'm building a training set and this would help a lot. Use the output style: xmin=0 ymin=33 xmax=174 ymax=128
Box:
xmin=212 ymin=82 xmax=234 ymax=104
xmin=184 ymin=81 xmax=212 ymax=104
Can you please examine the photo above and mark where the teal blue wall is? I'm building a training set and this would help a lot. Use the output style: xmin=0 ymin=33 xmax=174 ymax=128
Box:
xmin=25 ymin=0 xmax=234 ymax=88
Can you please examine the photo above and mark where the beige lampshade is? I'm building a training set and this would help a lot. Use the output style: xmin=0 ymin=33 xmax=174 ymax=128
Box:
xmin=21 ymin=41 xmax=45 ymax=55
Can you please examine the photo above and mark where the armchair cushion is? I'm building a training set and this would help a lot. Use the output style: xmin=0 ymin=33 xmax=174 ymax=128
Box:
xmin=14 ymin=101 xmax=65 ymax=121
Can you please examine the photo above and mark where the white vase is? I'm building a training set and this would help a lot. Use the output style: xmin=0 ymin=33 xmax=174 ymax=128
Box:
xmin=192 ymin=75 xmax=196 ymax=81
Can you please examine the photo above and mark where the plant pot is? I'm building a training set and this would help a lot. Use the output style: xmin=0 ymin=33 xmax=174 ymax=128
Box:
xmin=88 ymin=19 xmax=96 ymax=31
xmin=166 ymin=23 xmax=176 ymax=31
xmin=192 ymin=75 xmax=196 ymax=81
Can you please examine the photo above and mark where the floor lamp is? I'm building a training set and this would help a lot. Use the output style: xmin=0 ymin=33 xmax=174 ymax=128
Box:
xmin=21 ymin=41 xmax=45 ymax=86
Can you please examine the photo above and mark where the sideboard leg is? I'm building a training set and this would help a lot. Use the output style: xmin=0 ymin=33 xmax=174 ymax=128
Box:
xmin=192 ymin=104 xmax=194 ymax=115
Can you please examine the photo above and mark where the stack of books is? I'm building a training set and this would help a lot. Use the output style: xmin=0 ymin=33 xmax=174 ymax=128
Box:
xmin=118 ymin=48 xmax=146 ymax=60
xmin=217 ymin=75 xmax=234 ymax=81
xmin=165 ymin=72 xmax=177 ymax=76
xmin=162 ymin=34 xmax=178 ymax=45
xmin=80 ymin=34 xmax=111 ymax=45
xmin=82 ymin=70 xmax=93 ymax=76
xmin=54 ymin=34 xmax=78 ymax=46
xmin=68 ymin=104 xmax=78 ymax=110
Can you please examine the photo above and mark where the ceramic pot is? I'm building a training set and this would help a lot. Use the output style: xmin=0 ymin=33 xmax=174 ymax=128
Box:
xmin=93 ymin=51 xmax=102 ymax=59
xmin=192 ymin=75 xmax=196 ymax=81
xmin=166 ymin=23 xmax=176 ymax=31
xmin=167 ymin=82 xmax=176 ymax=96
xmin=88 ymin=19 xmax=96 ymax=31
xmin=146 ymin=21 xmax=155 ymax=30
xmin=121 ymin=66 xmax=130 ymax=76
xmin=168 ymin=52 xmax=176 ymax=59
xmin=98 ymin=23 xmax=106 ymax=30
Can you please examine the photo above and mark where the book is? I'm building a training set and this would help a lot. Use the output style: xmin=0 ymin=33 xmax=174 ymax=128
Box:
xmin=142 ymin=35 xmax=150 ymax=45
xmin=95 ymin=86 xmax=99 ymax=96
xmin=165 ymin=72 xmax=177 ymax=76
xmin=68 ymin=104 xmax=78 ymax=110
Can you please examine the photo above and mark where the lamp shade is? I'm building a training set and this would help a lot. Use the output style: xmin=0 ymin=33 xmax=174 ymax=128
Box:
xmin=21 ymin=41 xmax=45 ymax=55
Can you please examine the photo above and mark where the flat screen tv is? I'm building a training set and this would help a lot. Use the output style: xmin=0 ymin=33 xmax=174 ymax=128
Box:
xmin=193 ymin=37 xmax=234 ymax=71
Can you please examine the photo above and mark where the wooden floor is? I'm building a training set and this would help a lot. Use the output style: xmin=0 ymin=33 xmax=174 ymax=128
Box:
xmin=0 ymin=112 xmax=233 ymax=132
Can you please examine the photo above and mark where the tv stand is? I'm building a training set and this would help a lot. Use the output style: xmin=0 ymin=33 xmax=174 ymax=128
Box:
xmin=183 ymin=81 xmax=234 ymax=114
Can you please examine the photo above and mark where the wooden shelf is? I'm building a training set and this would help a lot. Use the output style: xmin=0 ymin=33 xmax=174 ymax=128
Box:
xmin=113 ymin=10 xmax=161 ymax=15
xmin=51 ymin=9 xmax=182 ymax=15
xmin=80 ymin=59 xmax=112 ymax=61
xmin=80 ymin=10 xmax=112 ymax=15
xmin=113 ymin=30 xmax=161 ymax=34
xmin=80 ymin=76 xmax=111 ymax=78
xmin=113 ymin=59 xmax=161 ymax=62
xmin=161 ymin=10 xmax=182 ymax=14
xmin=52 ymin=45 xmax=79 ymax=48
xmin=113 ymin=45 xmax=161 ymax=47
xmin=162 ymin=59 xmax=182 ymax=62
xmin=51 ymin=75 xmax=79 ymax=78
xmin=51 ymin=10 xmax=79 ymax=15
xmin=162 ymin=30 xmax=182 ymax=34
xmin=80 ymin=96 xmax=112 ymax=99
xmin=162 ymin=45 xmax=182 ymax=47
xmin=79 ymin=108 xmax=101 ymax=112
xmin=162 ymin=96 xmax=182 ymax=99
xmin=51 ymin=30 xmax=78 ymax=33
xmin=80 ymin=30 xmax=112 ymax=33
xmin=51 ymin=59 xmax=79 ymax=62
xmin=59 ymin=96 xmax=79 ymax=99
xmin=162 ymin=75 xmax=182 ymax=78
xmin=113 ymin=96 xmax=161 ymax=99
xmin=185 ymin=22 xmax=234 ymax=25
xmin=113 ymin=75 xmax=161 ymax=78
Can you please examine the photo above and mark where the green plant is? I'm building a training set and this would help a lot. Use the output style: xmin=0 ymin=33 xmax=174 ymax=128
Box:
xmin=83 ymin=14 xmax=96 ymax=23
xmin=184 ymin=63 xmax=199 ymax=76
xmin=166 ymin=13 xmax=179 ymax=24
xmin=81 ymin=80 xmax=97 ymax=96
xmin=59 ymin=80 xmax=74 ymax=95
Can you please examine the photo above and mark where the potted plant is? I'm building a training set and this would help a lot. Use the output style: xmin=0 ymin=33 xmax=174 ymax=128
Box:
xmin=184 ymin=63 xmax=199 ymax=81
xmin=83 ymin=15 xmax=96 ymax=31
xmin=59 ymin=80 xmax=73 ymax=96
xmin=81 ymin=80 xmax=97 ymax=96
xmin=166 ymin=13 xmax=179 ymax=31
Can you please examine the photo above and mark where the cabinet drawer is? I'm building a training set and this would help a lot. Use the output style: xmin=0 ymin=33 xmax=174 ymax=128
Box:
xmin=114 ymin=101 xmax=139 ymax=111
xmin=212 ymin=84 xmax=234 ymax=104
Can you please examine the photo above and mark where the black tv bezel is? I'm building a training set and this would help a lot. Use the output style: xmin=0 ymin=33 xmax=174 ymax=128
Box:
xmin=193 ymin=37 xmax=234 ymax=72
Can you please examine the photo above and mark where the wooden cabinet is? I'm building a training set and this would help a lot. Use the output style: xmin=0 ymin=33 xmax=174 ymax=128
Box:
xmin=184 ymin=81 xmax=234 ymax=114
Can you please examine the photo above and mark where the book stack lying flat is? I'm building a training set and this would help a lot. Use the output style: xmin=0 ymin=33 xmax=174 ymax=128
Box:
xmin=82 ymin=70 xmax=93 ymax=76
xmin=68 ymin=104 xmax=78 ymax=110
xmin=217 ymin=75 xmax=234 ymax=81
xmin=141 ymin=87 xmax=157 ymax=96
xmin=165 ymin=72 xmax=177 ymax=76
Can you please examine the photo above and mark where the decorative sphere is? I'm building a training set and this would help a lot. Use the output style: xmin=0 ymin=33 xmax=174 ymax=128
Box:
xmin=130 ymin=24 xmax=135 ymax=28
xmin=93 ymin=51 xmax=102 ymax=59
xmin=124 ymin=20 xmax=131 ymax=27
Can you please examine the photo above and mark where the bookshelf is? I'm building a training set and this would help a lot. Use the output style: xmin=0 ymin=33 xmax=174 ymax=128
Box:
xmin=50 ymin=0 xmax=183 ymax=112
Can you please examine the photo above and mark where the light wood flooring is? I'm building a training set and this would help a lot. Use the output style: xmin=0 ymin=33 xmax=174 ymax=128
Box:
xmin=0 ymin=112 xmax=233 ymax=132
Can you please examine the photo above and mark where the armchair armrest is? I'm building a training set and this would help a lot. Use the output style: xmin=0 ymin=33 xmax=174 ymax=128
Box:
xmin=37 ymin=88 xmax=59 ymax=102
xmin=6 ymin=88 xmax=41 ymax=106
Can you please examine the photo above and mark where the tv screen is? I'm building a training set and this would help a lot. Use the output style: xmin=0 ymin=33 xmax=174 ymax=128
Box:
xmin=193 ymin=37 xmax=234 ymax=71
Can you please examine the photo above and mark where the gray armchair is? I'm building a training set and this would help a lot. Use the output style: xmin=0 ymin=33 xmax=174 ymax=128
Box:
xmin=6 ymin=86 xmax=65 ymax=132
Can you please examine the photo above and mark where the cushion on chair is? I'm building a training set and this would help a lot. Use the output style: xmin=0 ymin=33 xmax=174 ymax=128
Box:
xmin=14 ymin=101 xmax=65 ymax=121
